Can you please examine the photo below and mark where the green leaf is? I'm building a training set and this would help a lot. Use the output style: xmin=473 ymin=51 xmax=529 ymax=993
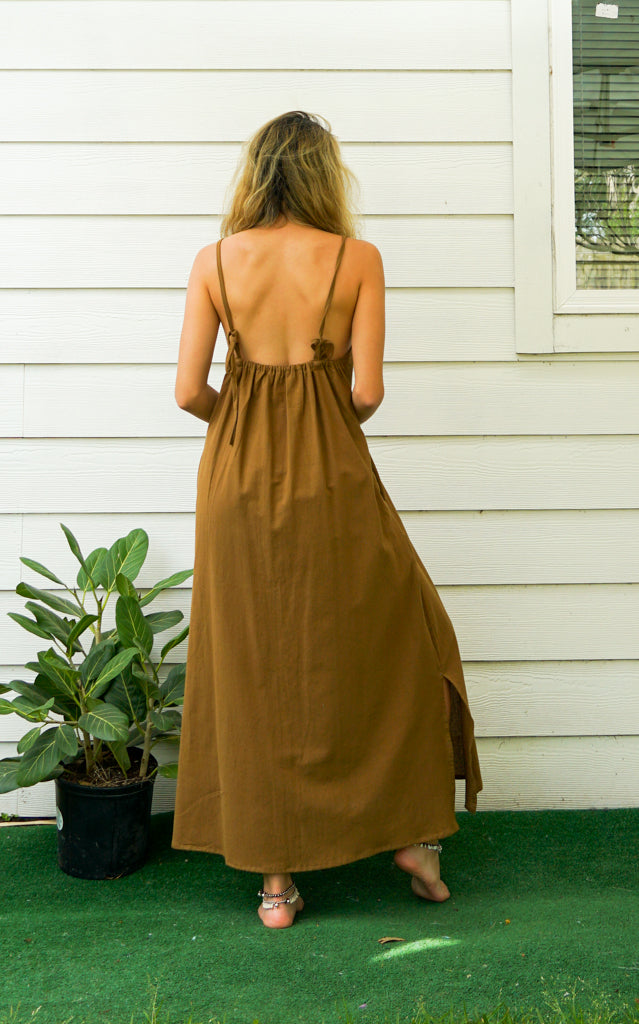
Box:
xmin=149 ymin=708 xmax=182 ymax=731
xmin=104 ymin=666 xmax=147 ymax=723
xmin=3 ymin=679 xmax=44 ymax=701
xmin=86 ymin=674 xmax=117 ymax=702
xmin=79 ymin=638 xmax=116 ymax=686
xmin=0 ymin=684 xmax=9 ymax=696
xmin=38 ymin=650 xmax=79 ymax=699
xmin=157 ymin=762 xmax=179 ymax=779
xmin=0 ymin=759 xmax=22 ymax=794
xmin=90 ymin=647 xmax=139 ymax=694
xmin=78 ymin=547 xmax=108 ymax=590
xmin=151 ymin=733 xmax=179 ymax=747
xmin=115 ymin=572 xmax=138 ymax=599
xmin=0 ymin=695 xmax=55 ymax=721
xmin=144 ymin=609 xmax=184 ymax=635
xmin=78 ymin=701 xmax=130 ymax=742
xmin=56 ymin=724 xmax=78 ymax=757
xmin=131 ymin=662 xmax=161 ymax=700
xmin=159 ymin=663 xmax=186 ymax=706
xmin=127 ymin=724 xmax=145 ymax=747
xmin=6 ymin=611 xmax=52 ymax=641
xmin=19 ymin=555 xmax=66 ymax=587
xmin=106 ymin=741 xmax=131 ymax=774
xmin=115 ymin=596 xmax=153 ymax=655
xmin=8 ymin=681 xmax=52 ymax=709
xmin=24 ymin=673 xmax=77 ymax=718
xmin=23 ymin=601 xmax=73 ymax=645
xmin=15 ymin=726 xmax=70 ymax=787
xmin=0 ymin=698 xmax=21 ymax=716
xmin=139 ymin=569 xmax=193 ymax=607
xmin=15 ymin=581 xmax=79 ymax=618
xmin=102 ymin=530 xmax=149 ymax=590
xmin=17 ymin=725 xmax=44 ymax=754
xmin=59 ymin=522 xmax=92 ymax=581
xmin=160 ymin=624 xmax=189 ymax=660
xmin=66 ymin=612 xmax=98 ymax=649
xmin=39 ymin=765 xmax=65 ymax=784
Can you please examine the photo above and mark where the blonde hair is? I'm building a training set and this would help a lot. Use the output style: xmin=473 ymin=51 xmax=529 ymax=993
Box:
xmin=220 ymin=111 xmax=362 ymax=238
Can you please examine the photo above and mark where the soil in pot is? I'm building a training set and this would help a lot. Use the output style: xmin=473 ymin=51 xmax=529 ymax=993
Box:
xmin=58 ymin=745 xmax=158 ymax=787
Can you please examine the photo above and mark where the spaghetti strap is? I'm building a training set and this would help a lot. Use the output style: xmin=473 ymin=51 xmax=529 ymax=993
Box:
xmin=317 ymin=236 xmax=347 ymax=343
xmin=216 ymin=237 xmax=241 ymax=446
xmin=216 ymin=237 xmax=236 ymax=335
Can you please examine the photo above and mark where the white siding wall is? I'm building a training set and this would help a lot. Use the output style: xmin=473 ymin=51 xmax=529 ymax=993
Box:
xmin=1 ymin=0 xmax=637 ymax=817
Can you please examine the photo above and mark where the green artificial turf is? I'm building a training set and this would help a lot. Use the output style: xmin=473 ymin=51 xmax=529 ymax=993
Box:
xmin=0 ymin=808 xmax=637 ymax=1024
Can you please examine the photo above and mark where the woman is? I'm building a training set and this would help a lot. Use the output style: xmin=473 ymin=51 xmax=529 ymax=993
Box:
xmin=171 ymin=110 xmax=482 ymax=930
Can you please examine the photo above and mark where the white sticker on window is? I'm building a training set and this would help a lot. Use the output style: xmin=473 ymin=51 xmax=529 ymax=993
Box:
xmin=595 ymin=3 xmax=619 ymax=17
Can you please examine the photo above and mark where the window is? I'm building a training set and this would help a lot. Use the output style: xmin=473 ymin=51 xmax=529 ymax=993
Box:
xmin=550 ymin=0 xmax=639 ymax=321
xmin=511 ymin=0 xmax=639 ymax=352
xmin=572 ymin=1 xmax=639 ymax=290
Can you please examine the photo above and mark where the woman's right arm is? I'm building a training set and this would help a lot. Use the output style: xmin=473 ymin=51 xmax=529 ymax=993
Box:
xmin=350 ymin=241 xmax=386 ymax=424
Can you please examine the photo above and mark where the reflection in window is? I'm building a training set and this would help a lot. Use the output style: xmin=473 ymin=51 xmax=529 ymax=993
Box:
xmin=572 ymin=0 xmax=639 ymax=287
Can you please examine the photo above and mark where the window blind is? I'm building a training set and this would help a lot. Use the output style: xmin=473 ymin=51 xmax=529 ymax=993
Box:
xmin=573 ymin=0 xmax=639 ymax=171
xmin=572 ymin=0 xmax=639 ymax=280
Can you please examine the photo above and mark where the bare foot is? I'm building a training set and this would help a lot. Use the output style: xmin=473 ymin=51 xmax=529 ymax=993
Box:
xmin=257 ymin=892 xmax=305 ymax=928
xmin=393 ymin=845 xmax=451 ymax=902
xmin=257 ymin=875 xmax=305 ymax=928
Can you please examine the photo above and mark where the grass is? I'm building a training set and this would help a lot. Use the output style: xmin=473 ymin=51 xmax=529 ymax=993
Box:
xmin=3 ymin=811 xmax=637 ymax=1024
xmin=2 ymin=977 xmax=638 ymax=1024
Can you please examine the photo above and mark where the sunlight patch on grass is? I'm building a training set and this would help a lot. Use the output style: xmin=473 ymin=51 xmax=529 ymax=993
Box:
xmin=370 ymin=935 xmax=461 ymax=963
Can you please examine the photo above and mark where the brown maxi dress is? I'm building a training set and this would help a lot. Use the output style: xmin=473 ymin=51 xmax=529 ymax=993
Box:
xmin=171 ymin=234 xmax=483 ymax=874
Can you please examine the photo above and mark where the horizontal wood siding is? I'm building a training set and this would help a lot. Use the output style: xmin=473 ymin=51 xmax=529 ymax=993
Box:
xmin=5 ymin=361 xmax=639 ymax=437
xmin=1 ymin=0 xmax=636 ymax=817
xmin=0 ymin=2 xmax=511 ymax=70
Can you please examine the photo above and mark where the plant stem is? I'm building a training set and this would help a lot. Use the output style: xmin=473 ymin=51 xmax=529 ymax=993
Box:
xmin=81 ymin=727 xmax=93 ymax=771
xmin=139 ymin=717 xmax=153 ymax=779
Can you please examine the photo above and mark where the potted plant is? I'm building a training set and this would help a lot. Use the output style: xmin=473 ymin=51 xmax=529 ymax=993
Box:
xmin=0 ymin=523 xmax=192 ymax=879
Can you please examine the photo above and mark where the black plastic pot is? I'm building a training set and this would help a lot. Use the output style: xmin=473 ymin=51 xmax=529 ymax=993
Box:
xmin=54 ymin=749 xmax=158 ymax=879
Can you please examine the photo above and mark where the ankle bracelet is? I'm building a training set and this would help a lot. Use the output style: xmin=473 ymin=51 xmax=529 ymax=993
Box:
xmin=413 ymin=841 xmax=443 ymax=852
xmin=257 ymin=881 xmax=296 ymax=899
xmin=257 ymin=882 xmax=300 ymax=909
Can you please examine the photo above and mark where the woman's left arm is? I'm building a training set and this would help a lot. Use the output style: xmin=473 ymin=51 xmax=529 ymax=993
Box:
xmin=175 ymin=247 xmax=221 ymax=422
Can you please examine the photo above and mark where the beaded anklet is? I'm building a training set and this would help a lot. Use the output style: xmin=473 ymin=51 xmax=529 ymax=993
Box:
xmin=257 ymin=881 xmax=301 ymax=910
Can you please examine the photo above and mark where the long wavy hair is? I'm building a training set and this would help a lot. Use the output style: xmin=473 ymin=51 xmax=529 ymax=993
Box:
xmin=219 ymin=111 xmax=362 ymax=238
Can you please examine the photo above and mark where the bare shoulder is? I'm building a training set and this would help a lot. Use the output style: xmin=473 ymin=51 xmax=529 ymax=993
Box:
xmin=348 ymin=237 xmax=381 ymax=257
xmin=196 ymin=236 xmax=238 ymax=263
xmin=190 ymin=242 xmax=219 ymax=273
xmin=347 ymin=238 xmax=384 ymax=273
xmin=192 ymin=239 xmax=233 ymax=292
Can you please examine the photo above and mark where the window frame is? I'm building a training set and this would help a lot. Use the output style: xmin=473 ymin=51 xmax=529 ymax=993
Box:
xmin=512 ymin=0 xmax=639 ymax=353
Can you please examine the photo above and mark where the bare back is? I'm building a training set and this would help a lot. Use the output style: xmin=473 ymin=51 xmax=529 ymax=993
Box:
xmin=207 ymin=222 xmax=386 ymax=402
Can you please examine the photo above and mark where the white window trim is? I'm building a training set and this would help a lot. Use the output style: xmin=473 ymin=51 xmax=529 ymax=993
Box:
xmin=512 ymin=0 xmax=639 ymax=353
xmin=511 ymin=0 xmax=554 ymax=353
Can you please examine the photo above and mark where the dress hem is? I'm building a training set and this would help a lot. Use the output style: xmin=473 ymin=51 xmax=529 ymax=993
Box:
xmin=170 ymin=818 xmax=463 ymax=874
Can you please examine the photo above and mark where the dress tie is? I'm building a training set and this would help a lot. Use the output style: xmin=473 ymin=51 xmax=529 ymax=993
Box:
xmin=311 ymin=338 xmax=335 ymax=361
xmin=225 ymin=328 xmax=241 ymax=445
